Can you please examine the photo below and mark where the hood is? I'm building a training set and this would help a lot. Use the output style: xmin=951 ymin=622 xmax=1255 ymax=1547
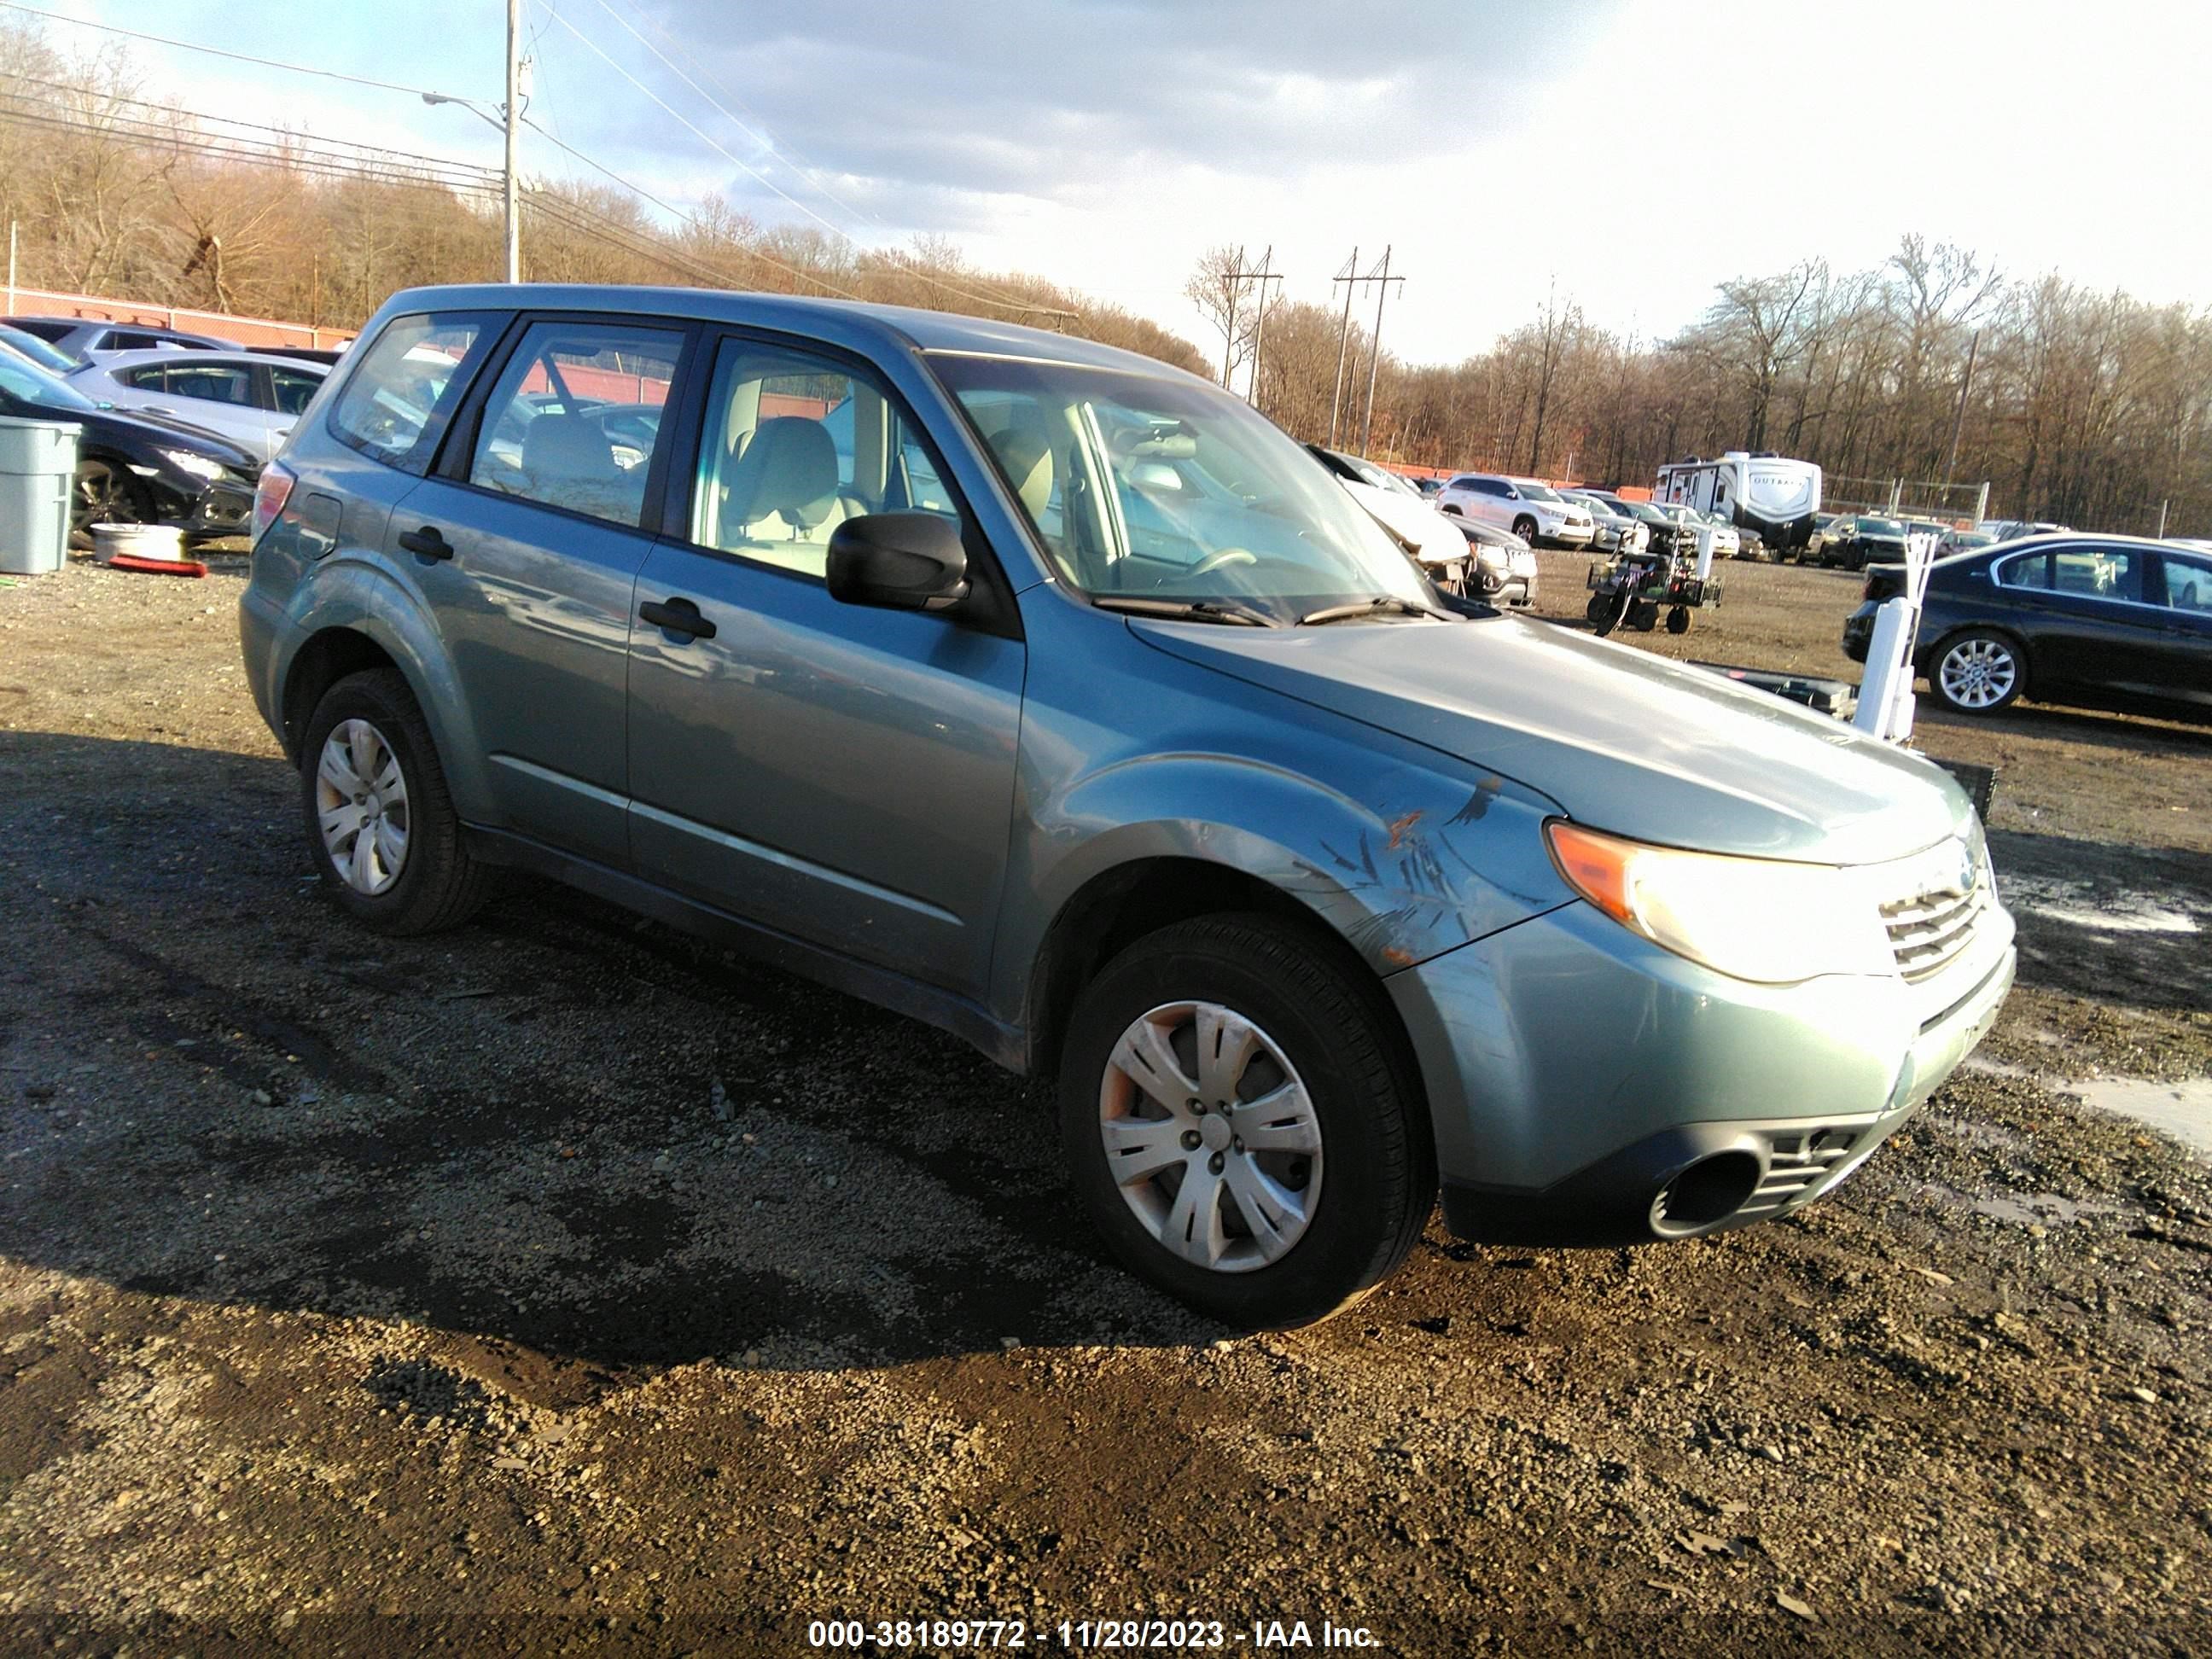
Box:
xmin=1340 ymin=479 xmax=1470 ymax=567
xmin=113 ymin=407 xmax=259 ymax=467
xmin=1132 ymin=614 xmax=1968 ymax=864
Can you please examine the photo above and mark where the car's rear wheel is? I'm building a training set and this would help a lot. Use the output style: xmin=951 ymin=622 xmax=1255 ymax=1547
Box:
xmin=299 ymin=668 xmax=492 ymax=934
xmin=1931 ymin=630 xmax=2026 ymax=715
xmin=1057 ymin=915 xmax=1433 ymax=1329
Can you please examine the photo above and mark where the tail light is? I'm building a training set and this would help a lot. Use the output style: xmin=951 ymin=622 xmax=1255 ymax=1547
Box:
xmin=253 ymin=462 xmax=296 ymax=544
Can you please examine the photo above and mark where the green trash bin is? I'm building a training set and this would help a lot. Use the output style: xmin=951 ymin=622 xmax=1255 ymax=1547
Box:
xmin=0 ymin=416 xmax=82 ymax=575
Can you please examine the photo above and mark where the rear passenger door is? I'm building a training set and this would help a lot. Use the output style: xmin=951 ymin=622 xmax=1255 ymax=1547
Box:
xmin=623 ymin=332 xmax=1025 ymax=994
xmin=2149 ymin=550 xmax=2212 ymax=708
xmin=1998 ymin=544 xmax=2159 ymax=697
xmin=391 ymin=314 xmax=696 ymax=864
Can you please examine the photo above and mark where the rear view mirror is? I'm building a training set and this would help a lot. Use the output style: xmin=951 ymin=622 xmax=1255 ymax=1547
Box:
xmin=826 ymin=512 xmax=969 ymax=613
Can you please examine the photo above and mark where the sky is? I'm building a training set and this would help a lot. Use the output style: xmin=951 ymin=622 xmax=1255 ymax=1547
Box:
xmin=22 ymin=0 xmax=2212 ymax=363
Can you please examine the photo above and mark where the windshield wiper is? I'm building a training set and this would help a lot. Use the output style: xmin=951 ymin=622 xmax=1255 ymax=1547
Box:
xmin=1089 ymin=594 xmax=1284 ymax=628
xmin=1296 ymin=595 xmax=1456 ymax=627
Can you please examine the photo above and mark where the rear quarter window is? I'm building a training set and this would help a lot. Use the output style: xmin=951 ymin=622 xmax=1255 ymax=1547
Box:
xmin=327 ymin=311 xmax=503 ymax=471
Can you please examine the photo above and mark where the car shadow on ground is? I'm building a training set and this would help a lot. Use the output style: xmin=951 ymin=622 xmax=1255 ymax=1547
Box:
xmin=1916 ymin=701 xmax=2212 ymax=754
xmin=0 ymin=733 xmax=1223 ymax=1391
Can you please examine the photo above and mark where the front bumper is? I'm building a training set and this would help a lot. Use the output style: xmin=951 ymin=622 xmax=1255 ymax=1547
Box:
xmin=1392 ymin=894 xmax=2016 ymax=1246
xmin=169 ymin=477 xmax=256 ymax=539
xmin=1841 ymin=603 xmax=1876 ymax=663
xmin=1545 ymin=522 xmax=1595 ymax=548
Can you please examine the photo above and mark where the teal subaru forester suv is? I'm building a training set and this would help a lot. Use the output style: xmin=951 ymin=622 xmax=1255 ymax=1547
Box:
xmin=241 ymin=286 xmax=2014 ymax=1327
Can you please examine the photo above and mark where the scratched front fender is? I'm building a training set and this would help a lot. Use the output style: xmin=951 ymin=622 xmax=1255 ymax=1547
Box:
xmin=987 ymin=590 xmax=1575 ymax=1024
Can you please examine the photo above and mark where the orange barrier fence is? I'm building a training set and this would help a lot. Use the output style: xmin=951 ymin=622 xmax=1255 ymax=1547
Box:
xmin=3 ymin=284 xmax=355 ymax=351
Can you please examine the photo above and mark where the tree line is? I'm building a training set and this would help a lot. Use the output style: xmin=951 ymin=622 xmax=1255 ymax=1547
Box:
xmin=3 ymin=20 xmax=2203 ymax=536
xmin=1205 ymin=235 xmax=2212 ymax=536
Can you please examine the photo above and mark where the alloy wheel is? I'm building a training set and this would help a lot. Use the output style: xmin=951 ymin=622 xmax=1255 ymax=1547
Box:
xmin=1938 ymin=637 xmax=2018 ymax=709
xmin=1098 ymin=1000 xmax=1323 ymax=1273
xmin=73 ymin=459 xmax=136 ymax=534
xmin=315 ymin=718 xmax=411 ymax=894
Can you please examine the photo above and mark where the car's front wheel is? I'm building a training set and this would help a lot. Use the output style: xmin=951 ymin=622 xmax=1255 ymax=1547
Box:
xmin=72 ymin=457 xmax=150 ymax=545
xmin=299 ymin=668 xmax=493 ymax=934
xmin=1512 ymin=515 xmax=1539 ymax=544
xmin=1057 ymin=915 xmax=1433 ymax=1329
xmin=1930 ymin=630 xmax=2026 ymax=715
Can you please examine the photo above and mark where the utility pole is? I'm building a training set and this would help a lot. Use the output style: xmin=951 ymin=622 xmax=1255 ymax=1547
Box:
xmin=1223 ymin=247 xmax=1284 ymax=408
xmin=1941 ymin=327 xmax=1981 ymax=488
xmin=1328 ymin=247 xmax=1358 ymax=446
xmin=1360 ymin=245 xmax=1404 ymax=457
xmin=504 ymin=0 xmax=522 ymax=283
xmin=1328 ymin=247 xmax=1406 ymax=453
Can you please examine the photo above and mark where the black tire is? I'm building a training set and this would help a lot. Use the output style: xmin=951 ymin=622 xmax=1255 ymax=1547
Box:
xmin=1665 ymin=604 xmax=1691 ymax=635
xmin=1928 ymin=629 xmax=2027 ymax=716
xmin=298 ymin=667 xmax=493 ymax=934
xmin=72 ymin=456 xmax=151 ymax=547
xmin=1585 ymin=591 xmax=1613 ymax=632
xmin=1057 ymin=914 xmax=1435 ymax=1329
xmin=1511 ymin=515 xmax=1539 ymax=545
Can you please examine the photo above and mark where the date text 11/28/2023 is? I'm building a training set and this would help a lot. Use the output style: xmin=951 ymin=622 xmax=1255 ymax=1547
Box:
xmin=806 ymin=1618 xmax=1383 ymax=1650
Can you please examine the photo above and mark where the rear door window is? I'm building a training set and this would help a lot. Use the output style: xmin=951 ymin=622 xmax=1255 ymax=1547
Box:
xmin=268 ymin=365 xmax=323 ymax=416
xmin=328 ymin=311 xmax=501 ymax=471
xmin=2156 ymin=550 xmax=2212 ymax=614
xmin=162 ymin=364 xmax=254 ymax=406
xmin=466 ymin=319 xmax=686 ymax=530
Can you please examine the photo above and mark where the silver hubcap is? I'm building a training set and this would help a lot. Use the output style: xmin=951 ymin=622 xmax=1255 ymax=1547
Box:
xmin=1098 ymin=1001 xmax=1323 ymax=1274
xmin=316 ymin=719 xmax=410 ymax=895
xmin=1939 ymin=638 xmax=2017 ymax=708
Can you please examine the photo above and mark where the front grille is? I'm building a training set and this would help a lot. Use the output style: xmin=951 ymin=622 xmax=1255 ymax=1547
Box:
xmin=1881 ymin=879 xmax=1987 ymax=981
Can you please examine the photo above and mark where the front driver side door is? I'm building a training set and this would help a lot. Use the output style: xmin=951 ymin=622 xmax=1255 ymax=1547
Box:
xmin=624 ymin=333 xmax=1025 ymax=996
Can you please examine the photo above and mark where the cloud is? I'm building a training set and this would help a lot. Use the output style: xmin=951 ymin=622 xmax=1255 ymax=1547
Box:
xmin=598 ymin=0 xmax=1621 ymax=216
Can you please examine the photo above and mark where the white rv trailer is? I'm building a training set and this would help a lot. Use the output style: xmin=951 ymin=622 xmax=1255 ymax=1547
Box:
xmin=1653 ymin=451 xmax=1822 ymax=551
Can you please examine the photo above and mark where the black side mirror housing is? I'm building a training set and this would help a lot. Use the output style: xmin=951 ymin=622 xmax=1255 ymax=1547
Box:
xmin=825 ymin=512 xmax=969 ymax=614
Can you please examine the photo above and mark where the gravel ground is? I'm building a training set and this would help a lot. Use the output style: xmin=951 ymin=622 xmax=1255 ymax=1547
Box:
xmin=1 ymin=550 xmax=2209 ymax=1655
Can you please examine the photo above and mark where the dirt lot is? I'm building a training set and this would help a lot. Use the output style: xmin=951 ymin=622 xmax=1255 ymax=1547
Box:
xmin=1 ymin=549 xmax=2209 ymax=1656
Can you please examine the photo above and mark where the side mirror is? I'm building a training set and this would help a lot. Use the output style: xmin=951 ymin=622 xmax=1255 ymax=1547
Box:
xmin=826 ymin=511 xmax=969 ymax=614
xmin=1505 ymin=487 xmax=1520 ymax=499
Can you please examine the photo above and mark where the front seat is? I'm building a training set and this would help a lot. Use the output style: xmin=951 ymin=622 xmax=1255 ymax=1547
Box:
xmin=719 ymin=416 xmax=848 ymax=573
xmin=986 ymin=410 xmax=1054 ymax=521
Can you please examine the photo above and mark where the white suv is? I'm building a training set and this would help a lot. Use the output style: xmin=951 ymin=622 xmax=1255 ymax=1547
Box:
xmin=1435 ymin=474 xmax=1594 ymax=549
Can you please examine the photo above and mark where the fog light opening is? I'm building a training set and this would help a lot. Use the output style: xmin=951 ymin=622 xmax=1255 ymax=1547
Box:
xmin=1650 ymin=1151 xmax=1762 ymax=1237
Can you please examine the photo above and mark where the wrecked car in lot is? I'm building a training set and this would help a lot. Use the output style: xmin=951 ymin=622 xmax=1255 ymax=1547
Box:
xmin=241 ymin=285 xmax=2016 ymax=1327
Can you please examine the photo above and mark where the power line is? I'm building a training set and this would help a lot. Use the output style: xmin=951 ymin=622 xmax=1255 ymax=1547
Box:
xmin=0 ymin=99 xmax=503 ymax=196
xmin=0 ymin=72 xmax=499 ymax=183
xmin=532 ymin=2 xmax=854 ymax=246
xmin=525 ymin=187 xmax=864 ymax=301
xmin=585 ymin=0 xmax=884 ymax=232
xmin=0 ymin=1 xmax=480 ymax=102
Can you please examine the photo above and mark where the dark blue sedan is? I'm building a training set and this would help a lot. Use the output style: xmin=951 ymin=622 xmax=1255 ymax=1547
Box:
xmin=1843 ymin=534 xmax=2212 ymax=719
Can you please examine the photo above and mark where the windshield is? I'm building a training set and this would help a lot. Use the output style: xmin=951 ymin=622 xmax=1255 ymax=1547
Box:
xmin=934 ymin=354 xmax=1432 ymax=619
xmin=1860 ymin=518 xmax=1903 ymax=535
xmin=0 ymin=326 xmax=81 ymax=375
xmin=0 ymin=352 xmax=99 ymax=412
xmin=1514 ymin=480 xmax=1561 ymax=503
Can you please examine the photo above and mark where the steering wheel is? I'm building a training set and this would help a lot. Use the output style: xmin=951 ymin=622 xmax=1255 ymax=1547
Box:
xmin=1185 ymin=547 xmax=1259 ymax=579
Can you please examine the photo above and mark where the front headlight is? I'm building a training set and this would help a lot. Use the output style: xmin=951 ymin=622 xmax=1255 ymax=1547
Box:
xmin=157 ymin=448 xmax=225 ymax=484
xmin=1545 ymin=821 xmax=1895 ymax=984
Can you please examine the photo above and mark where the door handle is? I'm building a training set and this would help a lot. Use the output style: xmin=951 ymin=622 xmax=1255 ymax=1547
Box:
xmin=639 ymin=597 xmax=717 ymax=640
xmin=398 ymin=525 xmax=453 ymax=562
